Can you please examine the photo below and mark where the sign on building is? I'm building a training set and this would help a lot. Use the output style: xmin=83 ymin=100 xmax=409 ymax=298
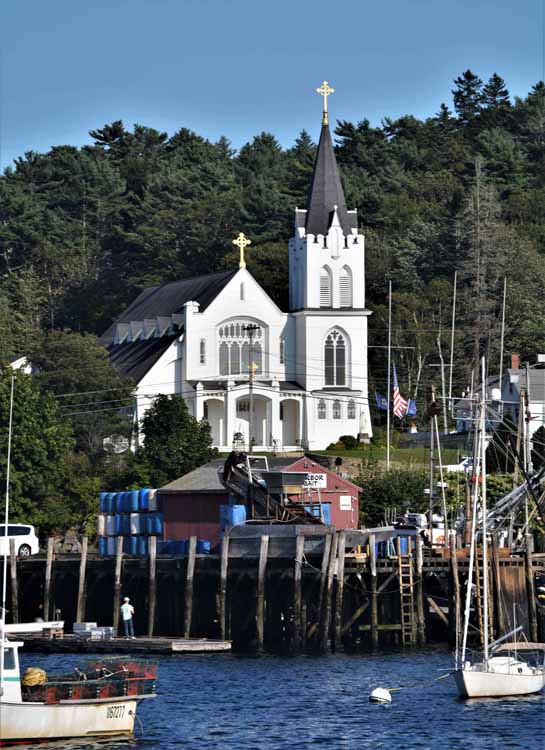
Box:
xmin=303 ymin=473 xmax=327 ymax=488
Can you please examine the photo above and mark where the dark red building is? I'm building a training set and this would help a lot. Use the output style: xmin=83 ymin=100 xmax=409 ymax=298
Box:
xmin=158 ymin=456 xmax=361 ymax=549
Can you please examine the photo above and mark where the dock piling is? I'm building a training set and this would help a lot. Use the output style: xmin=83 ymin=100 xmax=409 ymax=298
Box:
xmin=293 ymin=533 xmax=305 ymax=652
xmin=184 ymin=536 xmax=197 ymax=638
xmin=43 ymin=537 xmax=54 ymax=621
xmin=112 ymin=536 xmax=123 ymax=635
xmin=9 ymin=539 xmax=18 ymax=624
xmin=256 ymin=534 xmax=269 ymax=653
xmin=333 ymin=531 xmax=346 ymax=652
xmin=320 ymin=532 xmax=338 ymax=652
xmin=148 ymin=536 xmax=157 ymax=637
xmin=369 ymin=533 xmax=378 ymax=650
xmin=218 ymin=534 xmax=230 ymax=641
xmin=415 ymin=534 xmax=426 ymax=646
xmin=76 ymin=536 xmax=88 ymax=624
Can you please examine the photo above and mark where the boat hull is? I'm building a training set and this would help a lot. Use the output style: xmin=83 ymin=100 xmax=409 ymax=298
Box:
xmin=0 ymin=697 xmax=143 ymax=744
xmin=454 ymin=668 xmax=545 ymax=698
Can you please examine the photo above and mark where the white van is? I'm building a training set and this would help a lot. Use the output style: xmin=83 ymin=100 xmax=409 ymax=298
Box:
xmin=0 ymin=524 xmax=40 ymax=557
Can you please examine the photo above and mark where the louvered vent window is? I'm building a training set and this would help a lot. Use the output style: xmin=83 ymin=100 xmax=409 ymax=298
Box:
xmin=320 ymin=268 xmax=331 ymax=307
xmin=339 ymin=267 xmax=352 ymax=307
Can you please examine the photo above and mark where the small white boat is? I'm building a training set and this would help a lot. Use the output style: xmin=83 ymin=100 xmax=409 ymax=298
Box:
xmin=0 ymin=638 xmax=156 ymax=745
xmin=452 ymin=359 xmax=545 ymax=699
xmin=454 ymin=643 xmax=545 ymax=698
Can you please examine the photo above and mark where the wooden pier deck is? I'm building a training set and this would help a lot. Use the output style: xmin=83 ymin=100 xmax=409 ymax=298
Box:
xmin=19 ymin=634 xmax=232 ymax=655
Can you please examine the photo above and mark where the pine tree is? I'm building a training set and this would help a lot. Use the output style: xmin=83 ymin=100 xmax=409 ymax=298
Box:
xmin=452 ymin=69 xmax=484 ymax=124
xmin=482 ymin=73 xmax=510 ymax=109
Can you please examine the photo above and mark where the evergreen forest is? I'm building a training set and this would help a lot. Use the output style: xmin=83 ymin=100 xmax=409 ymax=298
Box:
xmin=2 ymin=69 xmax=545 ymax=534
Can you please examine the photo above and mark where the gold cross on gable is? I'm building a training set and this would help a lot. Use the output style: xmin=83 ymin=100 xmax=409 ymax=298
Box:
xmin=316 ymin=80 xmax=335 ymax=125
xmin=232 ymin=231 xmax=251 ymax=268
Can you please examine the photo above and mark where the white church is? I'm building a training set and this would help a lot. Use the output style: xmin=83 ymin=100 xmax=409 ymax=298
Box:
xmin=101 ymin=83 xmax=372 ymax=451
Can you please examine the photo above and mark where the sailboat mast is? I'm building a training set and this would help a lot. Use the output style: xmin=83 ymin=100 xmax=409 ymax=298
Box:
xmin=461 ymin=390 xmax=481 ymax=663
xmin=0 ymin=375 xmax=15 ymax=692
xmin=481 ymin=357 xmax=490 ymax=661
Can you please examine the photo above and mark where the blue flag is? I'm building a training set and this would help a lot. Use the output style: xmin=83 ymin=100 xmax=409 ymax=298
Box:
xmin=375 ymin=392 xmax=388 ymax=411
xmin=406 ymin=399 xmax=417 ymax=417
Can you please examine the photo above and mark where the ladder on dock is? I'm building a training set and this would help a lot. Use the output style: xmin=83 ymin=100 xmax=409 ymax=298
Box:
xmin=474 ymin=554 xmax=494 ymax=645
xmin=397 ymin=540 xmax=416 ymax=646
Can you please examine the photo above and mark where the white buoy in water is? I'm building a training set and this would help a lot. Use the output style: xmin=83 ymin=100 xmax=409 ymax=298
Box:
xmin=369 ymin=688 xmax=392 ymax=704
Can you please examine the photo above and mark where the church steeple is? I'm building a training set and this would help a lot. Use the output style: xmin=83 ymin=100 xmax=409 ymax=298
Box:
xmin=305 ymin=81 xmax=351 ymax=237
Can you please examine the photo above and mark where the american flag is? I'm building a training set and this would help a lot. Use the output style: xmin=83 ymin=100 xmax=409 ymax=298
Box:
xmin=392 ymin=364 xmax=408 ymax=418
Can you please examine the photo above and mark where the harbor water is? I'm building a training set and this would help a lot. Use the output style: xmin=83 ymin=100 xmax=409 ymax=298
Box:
xmin=19 ymin=650 xmax=544 ymax=750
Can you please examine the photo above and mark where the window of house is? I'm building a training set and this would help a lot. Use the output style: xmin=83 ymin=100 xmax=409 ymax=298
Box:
xmin=218 ymin=321 xmax=264 ymax=376
xmin=324 ymin=330 xmax=347 ymax=386
xmin=320 ymin=267 xmax=332 ymax=307
xmin=280 ymin=339 xmax=285 ymax=365
xmin=339 ymin=266 xmax=352 ymax=307
xmin=318 ymin=399 xmax=327 ymax=419
xmin=333 ymin=400 xmax=342 ymax=419
xmin=199 ymin=339 xmax=206 ymax=365
xmin=347 ymin=399 xmax=356 ymax=419
xmin=203 ymin=402 xmax=209 ymax=420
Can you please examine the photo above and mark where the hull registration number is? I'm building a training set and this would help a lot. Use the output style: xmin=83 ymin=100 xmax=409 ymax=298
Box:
xmin=106 ymin=704 xmax=126 ymax=719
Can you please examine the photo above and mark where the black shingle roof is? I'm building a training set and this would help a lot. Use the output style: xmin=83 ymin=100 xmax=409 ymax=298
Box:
xmin=101 ymin=269 xmax=238 ymax=344
xmin=107 ymin=335 xmax=179 ymax=382
xmin=305 ymin=123 xmax=352 ymax=236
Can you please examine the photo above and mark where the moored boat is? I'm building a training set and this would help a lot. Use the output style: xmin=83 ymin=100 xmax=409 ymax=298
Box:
xmin=0 ymin=639 xmax=156 ymax=745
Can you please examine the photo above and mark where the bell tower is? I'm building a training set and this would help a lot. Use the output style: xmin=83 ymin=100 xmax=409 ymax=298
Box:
xmin=289 ymin=81 xmax=372 ymax=446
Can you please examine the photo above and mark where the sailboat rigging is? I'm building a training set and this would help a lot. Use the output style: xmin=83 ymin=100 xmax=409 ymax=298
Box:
xmin=453 ymin=358 xmax=545 ymax=698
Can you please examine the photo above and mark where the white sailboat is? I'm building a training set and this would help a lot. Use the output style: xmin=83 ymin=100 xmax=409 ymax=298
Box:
xmin=0 ymin=376 xmax=156 ymax=745
xmin=452 ymin=358 xmax=545 ymax=698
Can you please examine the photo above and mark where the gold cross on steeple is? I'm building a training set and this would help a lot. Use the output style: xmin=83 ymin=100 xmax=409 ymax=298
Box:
xmin=316 ymin=80 xmax=335 ymax=125
xmin=233 ymin=231 xmax=251 ymax=269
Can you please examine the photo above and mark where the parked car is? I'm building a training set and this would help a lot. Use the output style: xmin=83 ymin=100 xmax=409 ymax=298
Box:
xmin=0 ymin=524 xmax=40 ymax=557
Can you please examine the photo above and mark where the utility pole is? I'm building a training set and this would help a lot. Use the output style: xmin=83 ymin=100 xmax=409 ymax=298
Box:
xmin=498 ymin=277 xmax=507 ymax=420
xmin=448 ymin=270 xmax=457 ymax=415
xmin=386 ymin=280 xmax=392 ymax=470
xmin=244 ymin=324 xmax=260 ymax=454
xmin=428 ymin=385 xmax=436 ymax=542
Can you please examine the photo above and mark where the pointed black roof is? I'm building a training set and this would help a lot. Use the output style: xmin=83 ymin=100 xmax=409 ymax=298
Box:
xmin=305 ymin=123 xmax=351 ymax=236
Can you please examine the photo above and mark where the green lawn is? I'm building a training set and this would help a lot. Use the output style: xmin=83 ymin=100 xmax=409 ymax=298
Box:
xmin=314 ymin=446 xmax=461 ymax=467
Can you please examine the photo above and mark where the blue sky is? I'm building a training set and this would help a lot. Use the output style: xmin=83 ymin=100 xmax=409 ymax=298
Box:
xmin=1 ymin=0 xmax=543 ymax=170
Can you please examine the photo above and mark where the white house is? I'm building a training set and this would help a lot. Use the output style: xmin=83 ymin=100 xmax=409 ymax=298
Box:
xmin=101 ymin=89 xmax=372 ymax=451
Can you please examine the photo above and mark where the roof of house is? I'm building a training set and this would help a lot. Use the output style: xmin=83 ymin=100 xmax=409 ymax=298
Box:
xmin=106 ymin=334 xmax=179 ymax=382
xmin=101 ymin=269 xmax=238 ymax=344
xmin=305 ymin=122 xmax=354 ymax=237
xmin=159 ymin=456 xmax=300 ymax=493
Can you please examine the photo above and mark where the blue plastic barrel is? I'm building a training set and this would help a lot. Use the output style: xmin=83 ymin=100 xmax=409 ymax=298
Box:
xmin=321 ymin=503 xmax=331 ymax=525
xmin=99 ymin=492 xmax=108 ymax=513
xmin=107 ymin=537 xmax=116 ymax=556
xmin=148 ymin=489 xmax=158 ymax=512
xmin=173 ymin=540 xmax=186 ymax=556
xmin=129 ymin=490 xmax=139 ymax=512
xmin=130 ymin=536 xmax=139 ymax=555
xmin=197 ymin=539 xmax=211 ymax=554
xmin=123 ymin=536 xmax=131 ymax=554
xmin=99 ymin=537 xmax=108 ymax=556
xmin=139 ymin=488 xmax=150 ymax=511
xmin=399 ymin=536 xmax=408 ymax=555
xmin=113 ymin=514 xmax=121 ymax=535
xmin=138 ymin=537 xmax=148 ymax=556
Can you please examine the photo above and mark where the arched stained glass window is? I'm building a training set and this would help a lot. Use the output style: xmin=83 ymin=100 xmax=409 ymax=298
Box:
xmin=230 ymin=342 xmax=240 ymax=375
xmin=219 ymin=342 xmax=229 ymax=375
xmin=324 ymin=330 xmax=346 ymax=386
xmin=318 ymin=399 xmax=327 ymax=420
xmin=347 ymin=399 xmax=356 ymax=419
xmin=333 ymin=400 xmax=341 ymax=419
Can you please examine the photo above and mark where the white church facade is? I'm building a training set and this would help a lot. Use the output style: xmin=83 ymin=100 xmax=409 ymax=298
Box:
xmin=101 ymin=83 xmax=372 ymax=451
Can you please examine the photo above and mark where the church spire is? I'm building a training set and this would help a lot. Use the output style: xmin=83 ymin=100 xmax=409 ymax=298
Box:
xmin=305 ymin=81 xmax=351 ymax=237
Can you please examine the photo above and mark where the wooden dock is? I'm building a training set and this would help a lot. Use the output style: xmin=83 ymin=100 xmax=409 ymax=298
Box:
xmin=3 ymin=531 xmax=544 ymax=655
xmin=19 ymin=634 xmax=232 ymax=655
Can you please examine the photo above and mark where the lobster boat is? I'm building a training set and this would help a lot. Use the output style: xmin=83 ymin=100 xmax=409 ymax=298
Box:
xmin=0 ymin=638 xmax=156 ymax=746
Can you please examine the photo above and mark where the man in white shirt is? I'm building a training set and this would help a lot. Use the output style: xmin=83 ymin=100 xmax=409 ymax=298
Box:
xmin=120 ymin=596 xmax=135 ymax=639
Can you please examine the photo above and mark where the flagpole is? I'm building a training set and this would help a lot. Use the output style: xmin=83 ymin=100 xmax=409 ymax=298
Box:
xmin=386 ymin=280 xmax=392 ymax=471
xmin=448 ymin=270 xmax=457 ymax=414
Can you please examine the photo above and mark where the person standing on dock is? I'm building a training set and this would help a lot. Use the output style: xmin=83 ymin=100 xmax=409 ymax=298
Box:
xmin=121 ymin=597 xmax=135 ymax=639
